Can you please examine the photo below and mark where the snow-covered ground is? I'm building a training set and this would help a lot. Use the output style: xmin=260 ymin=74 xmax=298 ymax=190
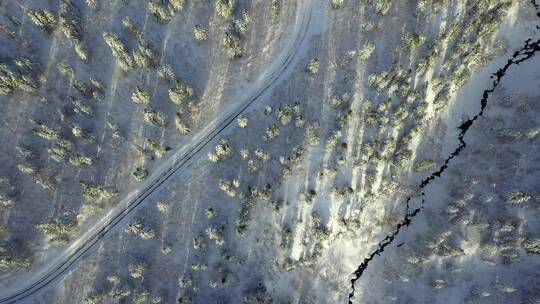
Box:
xmin=0 ymin=0 xmax=539 ymax=303
xmin=1 ymin=0 xmax=304 ymax=287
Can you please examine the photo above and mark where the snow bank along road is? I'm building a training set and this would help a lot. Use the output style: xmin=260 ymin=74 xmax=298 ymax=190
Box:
xmin=0 ymin=0 xmax=320 ymax=302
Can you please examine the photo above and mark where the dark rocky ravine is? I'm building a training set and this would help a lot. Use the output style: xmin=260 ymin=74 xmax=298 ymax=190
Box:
xmin=348 ymin=3 xmax=540 ymax=302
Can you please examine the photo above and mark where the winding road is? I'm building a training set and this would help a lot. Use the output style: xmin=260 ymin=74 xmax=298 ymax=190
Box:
xmin=0 ymin=0 xmax=319 ymax=302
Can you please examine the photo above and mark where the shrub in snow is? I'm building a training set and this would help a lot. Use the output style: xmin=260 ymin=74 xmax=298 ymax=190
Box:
xmin=69 ymin=97 xmax=93 ymax=116
xmin=306 ymin=58 xmax=320 ymax=75
xmin=109 ymin=288 xmax=131 ymax=300
xmin=133 ymin=43 xmax=159 ymax=69
xmin=22 ymin=6 xmax=57 ymax=34
xmin=175 ymin=113 xmax=191 ymax=135
xmin=159 ymin=244 xmax=172 ymax=255
xmin=280 ymin=226 xmax=293 ymax=249
xmin=208 ymin=139 xmax=233 ymax=162
xmin=129 ymin=263 xmax=146 ymax=279
xmin=123 ymin=17 xmax=144 ymax=43
xmin=72 ymin=77 xmax=105 ymax=100
xmin=312 ymin=222 xmax=332 ymax=243
xmin=191 ymin=262 xmax=208 ymax=270
xmin=493 ymin=280 xmax=516 ymax=293
xmin=69 ymin=154 xmax=93 ymax=166
xmin=133 ymin=167 xmax=149 ymax=181
xmin=206 ymin=225 xmax=225 ymax=246
xmin=90 ymin=77 xmax=105 ymax=92
xmin=237 ymin=115 xmax=248 ymax=128
xmin=15 ymin=145 xmax=35 ymax=160
xmin=206 ymin=207 xmax=219 ymax=219
xmin=103 ymin=32 xmax=133 ymax=70
xmin=133 ymin=289 xmax=150 ymax=304
xmin=83 ymin=293 xmax=108 ymax=304
xmin=194 ymin=24 xmax=208 ymax=41
xmin=85 ymin=0 xmax=97 ymax=8
xmin=391 ymin=148 xmax=413 ymax=171
xmin=132 ymin=87 xmax=150 ymax=104
xmin=218 ymin=180 xmax=237 ymax=197
xmin=331 ymin=186 xmax=354 ymax=202
xmin=338 ymin=109 xmax=353 ymax=126
xmin=240 ymin=148 xmax=249 ymax=159
xmin=0 ymin=254 xmax=31 ymax=268
xmin=413 ymin=159 xmax=435 ymax=172
xmin=143 ymin=107 xmax=167 ymax=126
xmin=107 ymin=122 xmax=122 ymax=139
xmin=0 ymin=181 xmax=14 ymax=207
xmin=148 ymin=0 xmax=185 ymax=23
xmin=329 ymin=94 xmax=346 ymax=108
xmin=216 ymin=0 xmax=235 ymax=20
xmin=522 ymin=238 xmax=540 ymax=254
xmin=169 ymin=79 xmax=194 ymax=106
xmin=80 ymin=181 xmax=117 ymax=202
xmin=0 ymin=65 xmax=37 ymax=96
xmin=47 ymin=143 xmax=71 ymax=163
xmin=276 ymin=104 xmax=292 ymax=125
xmin=60 ymin=0 xmax=89 ymax=61
xmin=300 ymin=189 xmax=317 ymax=204
xmin=13 ymin=58 xmax=35 ymax=71
xmin=234 ymin=10 xmax=252 ymax=35
xmin=35 ymin=215 xmax=77 ymax=244
xmin=216 ymin=141 xmax=233 ymax=157
xmin=331 ymin=0 xmax=344 ymax=9
xmin=254 ymin=149 xmax=270 ymax=162
xmin=168 ymin=0 xmax=185 ymax=12
xmin=295 ymin=112 xmax=305 ymax=128
xmin=223 ymin=31 xmax=242 ymax=58
xmin=221 ymin=272 xmax=233 ymax=285
xmin=156 ymin=201 xmax=169 ymax=213
xmin=235 ymin=213 xmax=251 ymax=237
xmin=415 ymin=0 xmax=427 ymax=14
xmin=188 ymin=102 xmax=201 ymax=120
xmin=279 ymin=147 xmax=305 ymax=175
xmin=373 ymin=0 xmax=391 ymax=15
xmin=359 ymin=42 xmax=375 ymax=60
xmin=271 ymin=0 xmax=281 ymax=19
xmin=106 ymin=274 xmax=120 ymax=284
xmin=124 ymin=222 xmax=156 ymax=239
xmin=146 ymin=138 xmax=170 ymax=159
xmin=157 ymin=64 xmax=175 ymax=82
xmin=178 ymin=276 xmax=192 ymax=288
xmin=235 ymin=187 xmax=263 ymax=237
xmin=58 ymin=62 xmax=74 ymax=77
xmin=247 ymin=159 xmax=259 ymax=172
xmin=193 ymin=237 xmax=206 ymax=251
xmin=305 ymin=125 xmax=320 ymax=146
xmin=416 ymin=50 xmax=440 ymax=75
xmin=402 ymin=32 xmax=426 ymax=51
xmin=504 ymin=191 xmax=533 ymax=205
xmin=265 ymin=123 xmax=280 ymax=140
xmin=34 ymin=175 xmax=55 ymax=190
xmin=17 ymin=163 xmax=38 ymax=174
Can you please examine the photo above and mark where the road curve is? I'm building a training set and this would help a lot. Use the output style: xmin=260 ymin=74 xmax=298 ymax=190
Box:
xmin=0 ymin=1 xmax=316 ymax=302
